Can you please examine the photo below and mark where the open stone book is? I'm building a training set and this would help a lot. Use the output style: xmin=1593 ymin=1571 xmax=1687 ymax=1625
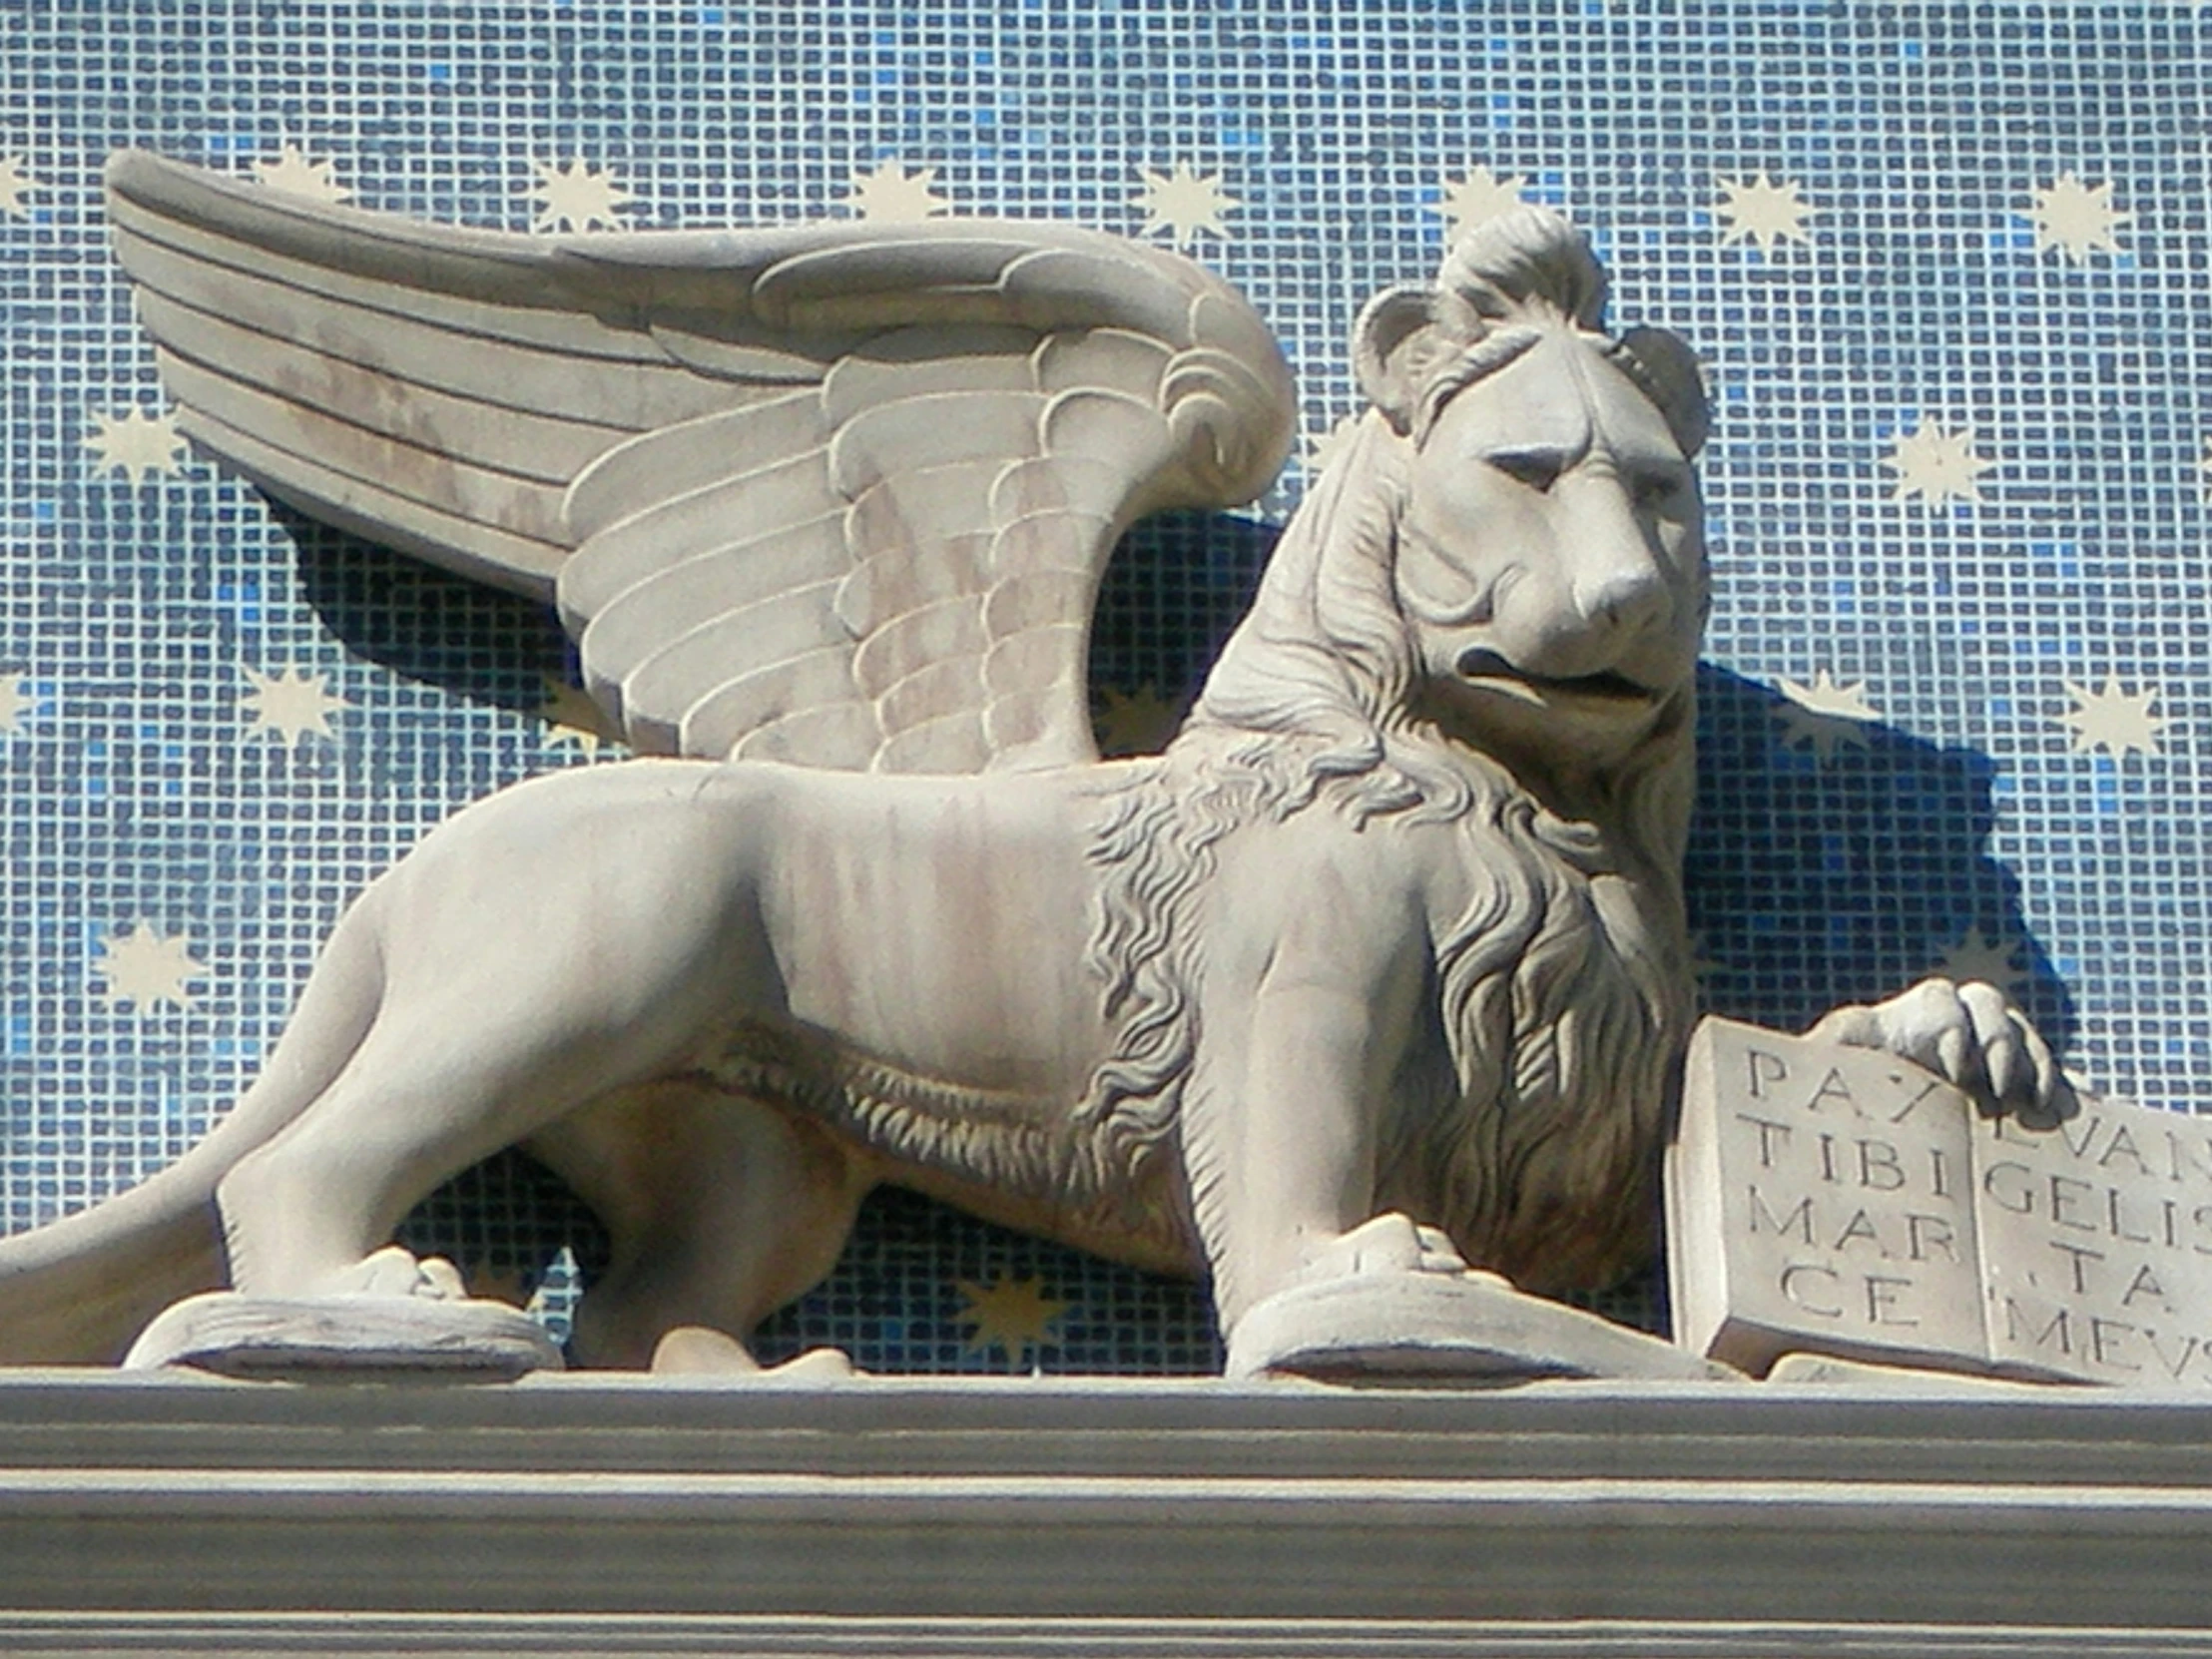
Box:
xmin=1668 ymin=1017 xmax=2212 ymax=1386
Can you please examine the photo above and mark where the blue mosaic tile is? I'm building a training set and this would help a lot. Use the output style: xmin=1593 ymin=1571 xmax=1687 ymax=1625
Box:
xmin=4 ymin=0 xmax=2210 ymax=1364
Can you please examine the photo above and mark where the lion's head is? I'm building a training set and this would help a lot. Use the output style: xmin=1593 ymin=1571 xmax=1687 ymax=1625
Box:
xmin=1081 ymin=208 xmax=1711 ymax=1294
xmin=1193 ymin=203 xmax=1710 ymax=852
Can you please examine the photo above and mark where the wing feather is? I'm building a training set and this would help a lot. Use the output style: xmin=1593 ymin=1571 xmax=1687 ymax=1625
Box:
xmin=826 ymin=392 xmax=1044 ymax=496
xmin=820 ymin=325 xmax=1038 ymax=419
xmin=565 ymin=498 xmax=849 ymax=635
xmin=731 ymin=703 xmax=881 ymax=768
xmin=850 ymin=596 xmax=989 ymax=699
xmin=176 ymin=402 xmax=570 ymax=590
xmin=107 ymin=149 xmax=1297 ymax=769
xmin=621 ymin=578 xmax=854 ymax=747
xmin=876 ymin=658 xmax=989 ymax=738
xmin=984 ymin=625 xmax=1087 ymax=700
xmin=153 ymin=349 xmax=571 ymax=551
xmin=581 ymin=521 xmax=852 ymax=721
xmin=562 ymin=394 xmax=834 ymax=548
xmin=841 ymin=465 xmax=1006 ymax=563
xmin=118 ymin=228 xmax=733 ymax=428
xmin=143 ymin=293 xmax=627 ymax=484
xmin=873 ymin=711 xmax=993 ymax=776
xmin=834 ymin=533 xmax=994 ymax=637
xmin=984 ymin=567 xmax=1095 ymax=638
xmin=1034 ymin=327 xmax=1173 ymax=399
xmin=989 ymin=454 xmax=1132 ymax=521
xmin=111 ymin=205 xmax=679 ymax=366
xmin=679 ymin=645 xmax=862 ymax=760
xmin=980 ymin=691 xmax=1059 ymax=757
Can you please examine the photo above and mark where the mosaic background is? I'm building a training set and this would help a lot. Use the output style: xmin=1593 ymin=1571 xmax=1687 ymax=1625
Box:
xmin=2 ymin=0 xmax=2207 ymax=1371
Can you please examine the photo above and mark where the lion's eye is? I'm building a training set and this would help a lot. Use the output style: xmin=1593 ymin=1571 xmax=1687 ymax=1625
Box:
xmin=1487 ymin=450 xmax=1562 ymax=492
xmin=1632 ymin=468 xmax=1686 ymax=509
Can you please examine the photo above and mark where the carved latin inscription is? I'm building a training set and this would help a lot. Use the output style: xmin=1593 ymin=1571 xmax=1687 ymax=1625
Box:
xmin=1977 ymin=1106 xmax=2212 ymax=1383
xmin=1669 ymin=1017 xmax=2212 ymax=1384
xmin=1668 ymin=1019 xmax=1984 ymax=1374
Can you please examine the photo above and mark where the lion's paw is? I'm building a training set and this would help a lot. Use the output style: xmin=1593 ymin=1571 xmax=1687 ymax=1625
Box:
xmin=1288 ymin=1211 xmax=1508 ymax=1293
xmin=311 ymin=1245 xmax=471 ymax=1303
xmin=650 ymin=1326 xmax=859 ymax=1382
xmin=1807 ymin=976 xmax=2076 ymax=1122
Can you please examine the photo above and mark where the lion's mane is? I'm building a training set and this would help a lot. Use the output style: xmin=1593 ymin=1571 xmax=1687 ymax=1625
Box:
xmin=1076 ymin=207 xmax=1704 ymax=1298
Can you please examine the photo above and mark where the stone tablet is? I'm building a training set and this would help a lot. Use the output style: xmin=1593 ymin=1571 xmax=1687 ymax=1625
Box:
xmin=1669 ymin=1017 xmax=2212 ymax=1386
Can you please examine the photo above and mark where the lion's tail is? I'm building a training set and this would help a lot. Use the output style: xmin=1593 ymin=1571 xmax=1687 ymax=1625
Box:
xmin=0 ymin=900 xmax=386 ymax=1364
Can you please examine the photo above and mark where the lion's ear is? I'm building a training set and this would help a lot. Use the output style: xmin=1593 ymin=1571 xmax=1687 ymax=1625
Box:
xmin=1618 ymin=325 xmax=1711 ymax=458
xmin=1354 ymin=283 xmax=1476 ymax=435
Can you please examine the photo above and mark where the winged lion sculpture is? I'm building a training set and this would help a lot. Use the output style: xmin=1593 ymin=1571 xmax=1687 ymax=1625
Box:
xmin=0 ymin=155 xmax=2068 ymax=1382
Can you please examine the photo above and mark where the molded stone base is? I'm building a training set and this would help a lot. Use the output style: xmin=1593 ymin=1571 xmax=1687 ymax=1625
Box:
xmin=1225 ymin=1270 xmax=1740 ymax=1383
xmin=122 ymin=1291 xmax=565 ymax=1382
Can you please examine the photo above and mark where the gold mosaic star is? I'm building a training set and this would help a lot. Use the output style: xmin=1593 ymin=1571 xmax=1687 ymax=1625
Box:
xmin=2057 ymin=676 xmax=2165 ymax=758
xmin=94 ymin=923 xmax=208 ymax=1014
xmin=254 ymin=143 xmax=350 ymax=205
xmin=844 ymin=160 xmax=947 ymax=222
xmin=1933 ymin=927 xmax=2028 ymax=995
xmin=955 ymin=1274 xmax=1069 ymax=1361
xmin=1885 ymin=420 xmax=1992 ymax=508
xmin=1431 ymin=164 xmax=1527 ymax=242
xmin=526 ymin=158 xmax=635 ymax=234
xmin=1716 ymin=173 xmax=1816 ymax=253
xmin=2025 ymin=172 xmax=2131 ymax=265
xmin=85 ymin=406 xmax=187 ymax=484
xmin=241 ymin=665 xmax=348 ymax=745
xmin=1093 ymin=684 xmax=1186 ymax=758
xmin=1131 ymin=161 xmax=1237 ymax=250
xmin=1777 ymin=669 xmax=1881 ymax=723
xmin=537 ymin=675 xmax=624 ymax=756
xmin=0 ymin=670 xmax=28 ymax=734
xmin=1773 ymin=670 xmax=1880 ymax=761
xmin=0 ymin=155 xmax=38 ymax=219
xmin=1301 ymin=414 xmax=1361 ymax=480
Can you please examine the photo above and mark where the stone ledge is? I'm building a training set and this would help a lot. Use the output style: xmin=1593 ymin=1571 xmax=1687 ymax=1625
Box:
xmin=4 ymin=1614 xmax=2212 ymax=1658
xmin=2 ymin=1371 xmax=2211 ymax=1651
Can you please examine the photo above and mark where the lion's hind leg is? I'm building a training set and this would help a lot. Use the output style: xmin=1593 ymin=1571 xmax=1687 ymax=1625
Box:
xmin=529 ymin=1083 xmax=871 ymax=1372
xmin=210 ymin=925 xmax=739 ymax=1308
xmin=133 ymin=1002 xmax=715 ymax=1377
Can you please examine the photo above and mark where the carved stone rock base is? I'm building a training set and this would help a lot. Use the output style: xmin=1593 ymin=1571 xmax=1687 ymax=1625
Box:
xmin=122 ymin=1291 xmax=564 ymax=1382
xmin=1226 ymin=1271 xmax=1740 ymax=1383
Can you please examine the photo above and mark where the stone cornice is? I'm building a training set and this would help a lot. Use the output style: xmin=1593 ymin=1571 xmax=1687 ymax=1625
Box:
xmin=2 ymin=1372 xmax=2211 ymax=1653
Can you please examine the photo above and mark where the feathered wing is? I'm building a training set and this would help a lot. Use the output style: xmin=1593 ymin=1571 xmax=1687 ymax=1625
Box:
xmin=106 ymin=152 xmax=1296 ymax=771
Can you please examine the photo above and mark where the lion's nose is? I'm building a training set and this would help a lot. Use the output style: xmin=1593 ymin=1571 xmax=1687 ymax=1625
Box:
xmin=1576 ymin=560 xmax=1674 ymax=640
xmin=1569 ymin=486 xmax=1675 ymax=642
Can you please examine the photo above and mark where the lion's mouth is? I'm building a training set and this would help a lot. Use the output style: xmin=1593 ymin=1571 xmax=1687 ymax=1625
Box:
xmin=1454 ymin=648 xmax=1656 ymax=706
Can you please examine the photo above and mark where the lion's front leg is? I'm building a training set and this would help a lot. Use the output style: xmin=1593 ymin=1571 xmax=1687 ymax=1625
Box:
xmin=1180 ymin=875 xmax=1430 ymax=1337
xmin=1185 ymin=869 xmax=1722 ymax=1384
xmin=1183 ymin=829 xmax=1732 ymax=1384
